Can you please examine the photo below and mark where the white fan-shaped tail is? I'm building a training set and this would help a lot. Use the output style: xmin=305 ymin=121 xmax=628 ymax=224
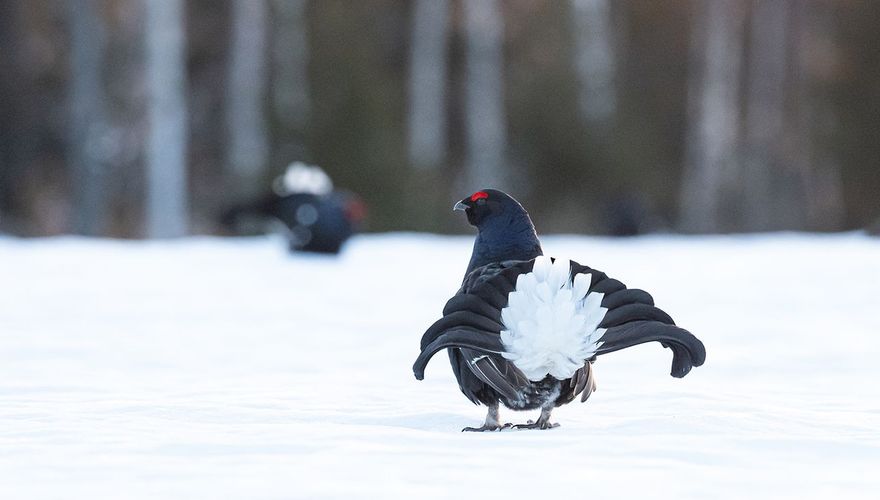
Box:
xmin=500 ymin=256 xmax=608 ymax=381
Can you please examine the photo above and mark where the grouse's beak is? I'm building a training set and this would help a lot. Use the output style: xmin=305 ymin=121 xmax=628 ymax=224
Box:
xmin=453 ymin=201 xmax=469 ymax=212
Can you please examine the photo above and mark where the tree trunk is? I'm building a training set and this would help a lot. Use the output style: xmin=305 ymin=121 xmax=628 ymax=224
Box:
xmin=571 ymin=0 xmax=617 ymax=128
xmin=788 ymin=0 xmax=844 ymax=231
xmin=145 ymin=0 xmax=188 ymax=238
xmin=67 ymin=0 xmax=108 ymax=235
xmin=679 ymin=0 xmax=745 ymax=233
xmin=462 ymin=0 xmax=508 ymax=191
xmin=226 ymin=0 xmax=270 ymax=191
xmin=741 ymin=0 xmax=791 ymax=231
xmin=270 ymin=0 xmax=310 ymax=164
xmin=407 ymin=0 xmax=450 ymax=169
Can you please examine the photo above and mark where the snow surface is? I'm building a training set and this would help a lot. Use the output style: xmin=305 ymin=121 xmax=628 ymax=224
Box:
xmin=1 ymin=233 xmax=878 ymax=499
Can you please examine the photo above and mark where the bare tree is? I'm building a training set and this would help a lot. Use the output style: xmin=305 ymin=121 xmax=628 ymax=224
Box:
xmin=741 ymin=0 xmax=791 ymax=230
xmin=407 ymin=0 xmax=450 ymax=169
xmin=679 ymin=0 xmax=745 ymax=233
xmin=145 ymin=0 xmax=188 ymax=238
xmin=682 ymin=0 xmax=844 ymax=233
xmin=226 ymin=0 xmax=270 ymax=190
xmin=788 ymin=0 xmax=844 ymax=231
xmin=718 ymin=0 xmax=845 ymax=233
xmin=462 ymin=0 xmax=508 ymax=190
xmin=271 ymin=0 xmax=310 ymax=162
xmin=67 ymin=0 xmax=109 ymax=235
xmin=571 ymin=0 xmax=617 ymax=128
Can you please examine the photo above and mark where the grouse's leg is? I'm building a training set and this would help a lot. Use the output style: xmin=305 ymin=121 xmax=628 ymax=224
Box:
xmin=462 ymin=403 xmax=511 ymax=432
xmin=511 ymin=405 xmax=559 ymax=430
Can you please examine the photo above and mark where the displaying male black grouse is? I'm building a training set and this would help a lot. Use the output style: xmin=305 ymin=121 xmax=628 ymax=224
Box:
xmin=413 ymin=189 xmax=706 ymax=431
xmin=221 ymin=163 xmax=366 ymax=254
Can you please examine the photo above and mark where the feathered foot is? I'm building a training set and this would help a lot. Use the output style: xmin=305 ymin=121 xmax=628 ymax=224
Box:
xmin=510 ymin=406 xmax=559 ymax=430
xmin=462 ymin=404 xmax=511 ymax=432
xmin=462 ymin=423 xmax=512 ymax=432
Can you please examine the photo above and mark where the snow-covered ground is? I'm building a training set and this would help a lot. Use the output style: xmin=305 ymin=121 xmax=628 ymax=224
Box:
xmin=1 ymin=233 xmax=878 ymax=499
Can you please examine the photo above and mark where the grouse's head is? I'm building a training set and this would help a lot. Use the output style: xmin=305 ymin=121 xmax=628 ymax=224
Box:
xmin=453 ymin=189 xmax=530 ymax=229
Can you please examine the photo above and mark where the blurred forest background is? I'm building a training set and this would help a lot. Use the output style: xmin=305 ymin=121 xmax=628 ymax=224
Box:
xmin=0 ymin=0 xmax=878 ymax=237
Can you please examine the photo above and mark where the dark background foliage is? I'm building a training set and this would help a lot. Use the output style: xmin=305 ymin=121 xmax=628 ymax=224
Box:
xmin=1 ymin=0 xmax=877 ymax=237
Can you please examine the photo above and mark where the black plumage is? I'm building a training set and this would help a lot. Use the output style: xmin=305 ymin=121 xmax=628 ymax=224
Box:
xmin=222 ymin=190 xmax=365 ymax=254
xmin=413 ymin=189 xmax=706 ymax=431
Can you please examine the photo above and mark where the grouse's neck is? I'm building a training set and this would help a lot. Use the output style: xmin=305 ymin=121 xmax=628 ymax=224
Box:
xmin=465 ymin=214 xmax=543 ymax=276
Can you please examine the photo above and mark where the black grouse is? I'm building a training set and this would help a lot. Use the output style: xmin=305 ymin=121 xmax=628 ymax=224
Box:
xmin=221 ymin=163 xmax=366 ymax=254
xmin=413 ymin=189 xmax=706 ymax=431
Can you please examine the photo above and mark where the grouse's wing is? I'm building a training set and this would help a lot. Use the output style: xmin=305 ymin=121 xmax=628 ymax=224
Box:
xmin=413 ymin=258 xmax=706 ymax=399
xmin=569 ymin=261 xmax=707 ymax=378
xmin=220 ymin=193 xmax=281 ymax=228
xmin=413 ymin=260 xmax=536 ymax=402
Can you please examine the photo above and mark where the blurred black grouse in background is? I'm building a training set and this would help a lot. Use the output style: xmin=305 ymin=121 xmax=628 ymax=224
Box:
xmin=221 ymin=163 xmax=366 ymax=254
xmin=413 ymin=189 xmax=706 ymax=431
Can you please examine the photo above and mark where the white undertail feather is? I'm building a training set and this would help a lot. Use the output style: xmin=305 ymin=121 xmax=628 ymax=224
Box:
xmin=499 ymin=256 xmax=608 ymax=381
xmin=273 ymin=162 xmax=333 ymax=196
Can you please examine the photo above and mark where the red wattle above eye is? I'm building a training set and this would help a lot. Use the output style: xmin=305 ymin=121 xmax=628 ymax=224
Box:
xmin=470 ymin=191 xmax=489 ymax=202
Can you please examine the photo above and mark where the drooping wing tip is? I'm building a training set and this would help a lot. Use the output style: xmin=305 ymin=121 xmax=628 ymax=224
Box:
xmin=694 ymin=340 xmax=707 ymax=366
xmin=667 ymin=331 xmax=706 ymax=378
xmin=413 ymin=360 xmax=426 ymax=380
xmin=671 ymin=362 xmax=691 ymax=378
xmin=597 ymin=321 xmax=706 ymax=379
